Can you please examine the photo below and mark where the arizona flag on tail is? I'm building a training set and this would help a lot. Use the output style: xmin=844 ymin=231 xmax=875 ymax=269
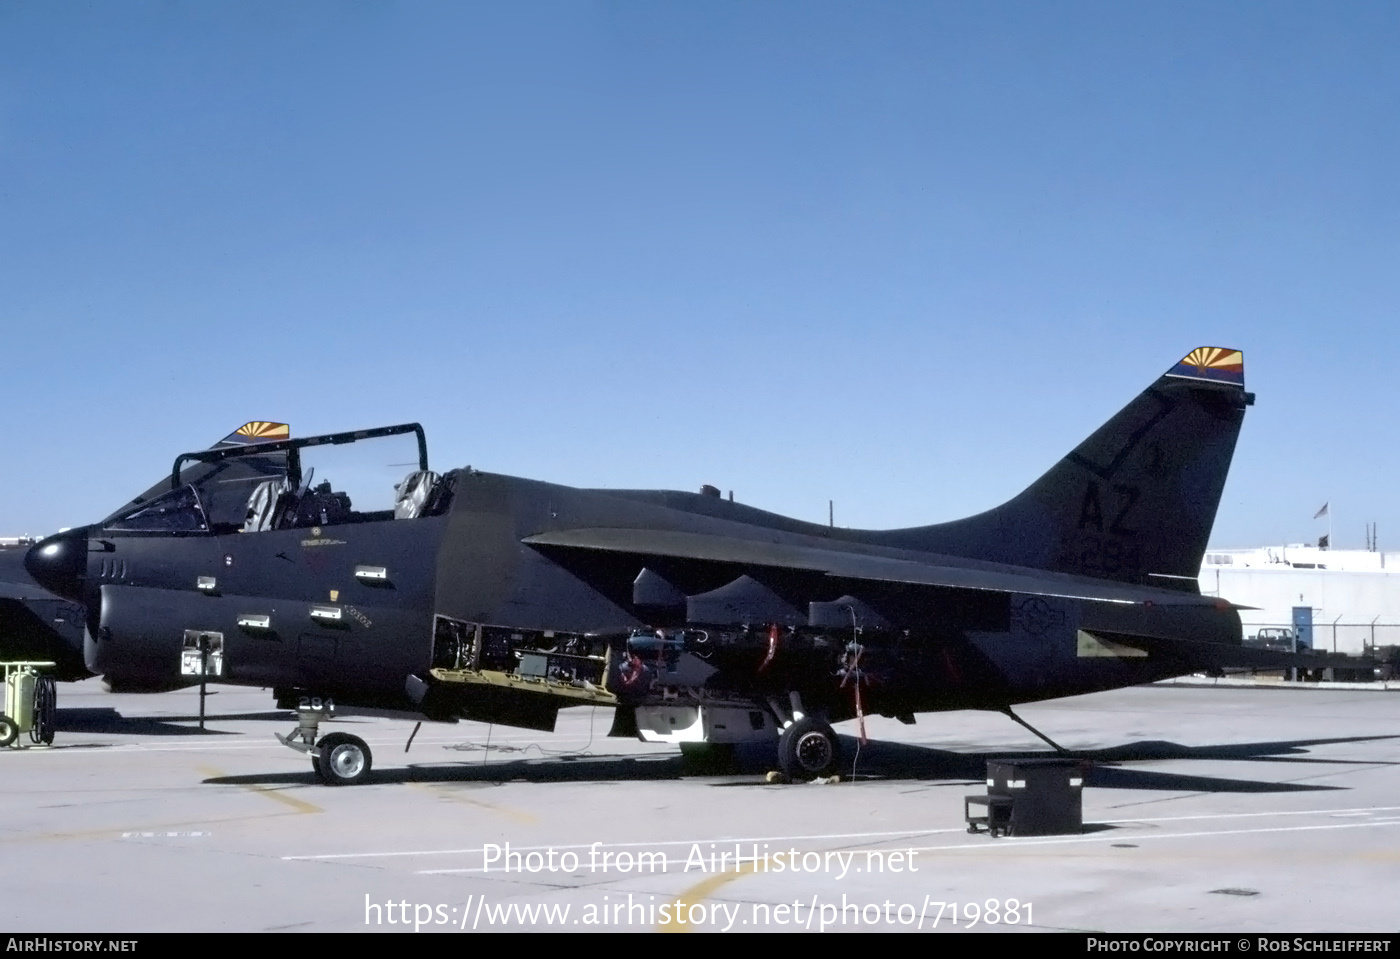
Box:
xmin=216 ymin=422 xmax=290 ymax=447
xmin=1165 ymin=347 xmax=1245 ymax=386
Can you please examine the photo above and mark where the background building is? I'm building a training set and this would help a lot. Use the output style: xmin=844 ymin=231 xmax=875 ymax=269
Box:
xmin=1200 ymin=546 xmax=1400 ymax=654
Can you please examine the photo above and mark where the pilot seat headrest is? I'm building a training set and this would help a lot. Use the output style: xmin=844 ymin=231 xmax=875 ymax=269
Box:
xmin=394 ymin=470 xmax=441 ymax=520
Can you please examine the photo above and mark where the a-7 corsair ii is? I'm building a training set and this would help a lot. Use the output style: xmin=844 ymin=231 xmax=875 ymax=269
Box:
xmin=25 ymin=348 xmax=1293 ymax=785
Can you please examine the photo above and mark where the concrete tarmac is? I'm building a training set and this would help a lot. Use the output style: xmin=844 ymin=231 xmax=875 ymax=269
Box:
xmin=2 ymin=679 xmax=1397 ymax=933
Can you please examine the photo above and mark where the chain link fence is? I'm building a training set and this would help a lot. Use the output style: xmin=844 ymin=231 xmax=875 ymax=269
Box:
xmin=1242 ymin=622 xmax=1400 ymax=656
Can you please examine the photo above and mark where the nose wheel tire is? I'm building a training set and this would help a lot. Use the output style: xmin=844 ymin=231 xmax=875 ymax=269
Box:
xmin=314 ymin=733 xmax=373 ymax=785
xmin=777 ymin=716 xmax=840 ymax=780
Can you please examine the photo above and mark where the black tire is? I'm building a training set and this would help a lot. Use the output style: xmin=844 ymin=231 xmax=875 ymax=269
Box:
xmin=315 ymin=733 xmax=372 ymax=786
xmin=777 ymin=716 xmax=840 ymax=780
xmin=0 ymin=715 xmax=17 ymax=748
xmin=311 ymin=754 xmax=325 ymax=783
xmin=31 ymin=676 xmax=56 ymax=745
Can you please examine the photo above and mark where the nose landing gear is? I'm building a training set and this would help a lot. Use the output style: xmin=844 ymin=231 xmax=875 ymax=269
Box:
xmin=275 ymin=696 xmax=374 ymax=785
xmin=315 ymin=732 xmax=374 ymax=786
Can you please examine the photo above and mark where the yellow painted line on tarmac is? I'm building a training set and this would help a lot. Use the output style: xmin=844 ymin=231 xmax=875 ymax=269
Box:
xmin=198 ymin=766 xmax=323 ymax=815
xmin=407 ymin=782 xmax=538 ymax=824
xmin=657 ymin=861 xmax=758 ymax=933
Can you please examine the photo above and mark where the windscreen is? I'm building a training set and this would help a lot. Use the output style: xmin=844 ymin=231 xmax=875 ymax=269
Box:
xmin=106 ymin=485 xmax=209 ymax=533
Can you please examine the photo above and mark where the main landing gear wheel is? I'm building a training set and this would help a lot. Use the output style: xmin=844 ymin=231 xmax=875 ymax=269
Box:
xmin=315 ymin=733 xmax=373 ymax=786
xmin=777 ymin=716 xmax=840 ymax=781
xmin=0 ymin=715 xmax=16 ymax=748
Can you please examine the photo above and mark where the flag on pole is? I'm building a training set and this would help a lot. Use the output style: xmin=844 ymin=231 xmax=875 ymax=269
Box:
xmin=1314 ymin=502 xmax=1329 ymax=520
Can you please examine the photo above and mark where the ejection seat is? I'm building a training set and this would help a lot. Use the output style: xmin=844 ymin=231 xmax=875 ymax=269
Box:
xmin=242 ymin=478 xmax=291 ymax=532
xmin=394 ymin=470 xmax=441 ymax=519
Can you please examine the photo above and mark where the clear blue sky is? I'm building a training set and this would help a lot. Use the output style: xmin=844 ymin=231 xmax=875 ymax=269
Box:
xmin=2 ymin=2 xmax=1397 ymax=550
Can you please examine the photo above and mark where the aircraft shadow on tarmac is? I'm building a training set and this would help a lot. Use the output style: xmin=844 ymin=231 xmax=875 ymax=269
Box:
xmin=846 ymin=734 xmax=1400 ymax=795
xmin=200 ymin=732 xmax=1398 ymax=795
xmin=55 ymin=706 xmax=293 ymax=737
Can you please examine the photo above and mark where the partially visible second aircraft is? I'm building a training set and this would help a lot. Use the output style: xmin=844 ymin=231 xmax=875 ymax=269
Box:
xmin=0 ymin=423 xmax=291 ymax=683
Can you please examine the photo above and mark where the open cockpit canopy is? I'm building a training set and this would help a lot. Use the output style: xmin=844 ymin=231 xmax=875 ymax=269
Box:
xmin=104 ymin=424 xmax=449 ymax=535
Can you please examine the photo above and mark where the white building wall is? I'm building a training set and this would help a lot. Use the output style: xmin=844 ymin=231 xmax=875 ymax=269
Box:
xmin=1198 ymin=547 xmax=1400 ymax=654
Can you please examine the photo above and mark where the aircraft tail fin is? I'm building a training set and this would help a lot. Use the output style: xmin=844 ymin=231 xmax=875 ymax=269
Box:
xmin=879 ymin=348 xmax=1251 ymax=590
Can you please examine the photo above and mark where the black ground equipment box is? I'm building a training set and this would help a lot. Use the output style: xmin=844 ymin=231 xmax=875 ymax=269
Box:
xmin=965 ymin=759 xmax=1084 ymax=837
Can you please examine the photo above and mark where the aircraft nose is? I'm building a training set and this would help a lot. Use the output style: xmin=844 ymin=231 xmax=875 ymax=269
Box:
xmin=24 ymin=527 xmax=90 ymax=602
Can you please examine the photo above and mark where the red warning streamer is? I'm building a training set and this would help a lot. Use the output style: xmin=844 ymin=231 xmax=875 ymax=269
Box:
xmin=841 ymin=643 xmax=868 ymax=744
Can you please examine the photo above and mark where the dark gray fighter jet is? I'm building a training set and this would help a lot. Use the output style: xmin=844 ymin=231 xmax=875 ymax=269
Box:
xmin=24 ymin=349 xmax=1315 ymax=784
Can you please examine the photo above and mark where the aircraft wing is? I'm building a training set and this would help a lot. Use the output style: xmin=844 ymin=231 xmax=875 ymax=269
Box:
xmin=523 ymin=527 xmax=1227 ymax=608
xmin=0 ymin=581 xmax=45 ymax=601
